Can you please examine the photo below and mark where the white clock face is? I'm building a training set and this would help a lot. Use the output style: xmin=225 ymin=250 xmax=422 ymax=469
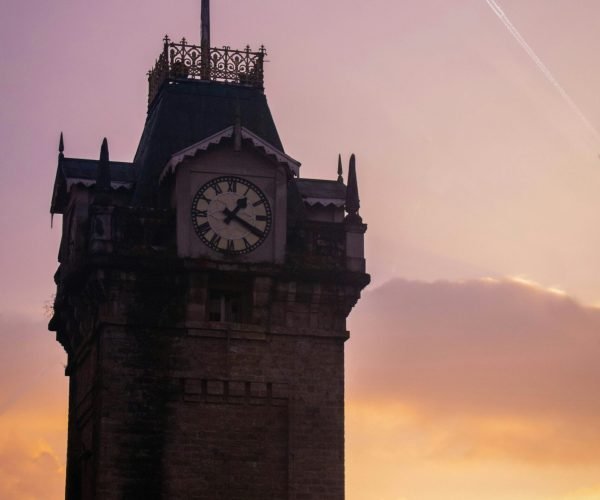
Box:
xmin=191 ymin=176 xmax=272 ymax=255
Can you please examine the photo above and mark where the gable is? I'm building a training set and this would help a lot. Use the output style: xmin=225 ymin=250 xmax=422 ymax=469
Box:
xmin=159 ymin=126 xmax=300 ymax=184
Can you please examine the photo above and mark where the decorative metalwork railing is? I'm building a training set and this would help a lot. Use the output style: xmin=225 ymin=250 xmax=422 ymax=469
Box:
xmin=148 ymin=36 xmax=266 ymax=105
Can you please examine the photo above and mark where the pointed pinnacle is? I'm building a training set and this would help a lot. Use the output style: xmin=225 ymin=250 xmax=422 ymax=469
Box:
xmin=345 ymin=154 xmax=362 ymax=223
xmin=100 ymin=137 xmax=109 ymax=163
xmin=59 ymin=132 xmax=64 ymax=156
xmin=337 ymin=154 xmax=343 ymax=183
xmin=97 ymin=138 xmax=111 ymax=195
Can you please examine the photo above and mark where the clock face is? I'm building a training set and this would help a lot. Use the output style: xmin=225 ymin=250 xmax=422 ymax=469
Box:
xmin=191 ymin=176 xmax=272 ymax=255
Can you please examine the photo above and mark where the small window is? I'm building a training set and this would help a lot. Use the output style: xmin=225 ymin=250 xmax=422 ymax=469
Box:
xmin=206 ymin=274 xmax=252 ymax=324
xmin=208 ymin=290 xmax=243 ymax=323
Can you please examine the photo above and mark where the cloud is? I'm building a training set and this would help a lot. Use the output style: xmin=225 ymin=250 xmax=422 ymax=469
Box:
xmin=2 ymin=282 xmax=600 ymax=499
xmin=0 ymin=314 xmax=66 ymax=414
xmin=347 ymin=278 xmax=600 ymax=465
xmin=0 ymin=435 xmax=65 ymax=500
xmin=0 ymin=313 xmax=67 ymax=500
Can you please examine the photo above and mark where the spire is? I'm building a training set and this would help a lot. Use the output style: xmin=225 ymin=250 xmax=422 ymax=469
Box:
xmin=201 ymin=0 xmax=211 ymax=80
xmin=345 ymin=154 xmax=362 ymax=223
xmin=59 ymin=132 xmax=64 ymax=159
xmin=53 ymin=132 xmax=65 ymax=228
xmin=97 ymin=138 xmax=111 ymax=194
xmin=337 ymin=154 xmax=343 ymax=183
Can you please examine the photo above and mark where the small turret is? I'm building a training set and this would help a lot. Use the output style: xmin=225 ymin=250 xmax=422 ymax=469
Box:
xmin=90 ymin=138 xmax=114 ymax=252
xmin=344 ymin=154 xmax=366 ymax=273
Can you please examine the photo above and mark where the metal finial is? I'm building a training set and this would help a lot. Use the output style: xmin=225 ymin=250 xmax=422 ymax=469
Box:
xmin=233 ymin=100 xmax=242 ymax=151
xmin=58 ymin=132 xmax=65 ymax=160
xmin=201 ymin=0 xmax=211 ymax=80
xmin=97 ymin=138 xmax=111 ymax=194
xmin=345 ymin=154 xmax=362 ymax=223
xmin=337 ymin=154 xmax=343 ymax=183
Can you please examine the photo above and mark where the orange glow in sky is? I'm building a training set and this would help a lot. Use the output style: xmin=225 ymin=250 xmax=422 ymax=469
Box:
xmin=2 ymin=1 xmax=600 ymax=498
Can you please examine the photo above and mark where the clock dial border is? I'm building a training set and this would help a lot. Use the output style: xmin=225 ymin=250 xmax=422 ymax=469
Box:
xmin=191 ymin=175 xmax=273 ymax=255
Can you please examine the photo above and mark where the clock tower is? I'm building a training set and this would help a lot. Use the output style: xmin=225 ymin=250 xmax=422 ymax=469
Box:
xmin=49 ymin=3 xmax=369 ymax=499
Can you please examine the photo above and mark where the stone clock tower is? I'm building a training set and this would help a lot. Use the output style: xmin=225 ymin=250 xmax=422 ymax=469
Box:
xmin=49 ymin=3 xmax=369 ymax=499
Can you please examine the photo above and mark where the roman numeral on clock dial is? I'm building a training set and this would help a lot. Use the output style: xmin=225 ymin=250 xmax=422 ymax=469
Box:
xmin=210 ymin=233 xmax=221 ymax=247
xmin=197 ymin=222 xmax=210 ymax=235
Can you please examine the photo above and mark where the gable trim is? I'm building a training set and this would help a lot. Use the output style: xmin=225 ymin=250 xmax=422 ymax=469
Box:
xmin=159 ymin=126 xmax=301 ymax=183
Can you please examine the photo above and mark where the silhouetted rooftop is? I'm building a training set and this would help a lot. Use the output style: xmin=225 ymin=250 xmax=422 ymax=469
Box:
xmin=51 ymin=157 xmax=135 ymax=214
xmin=296 ymin=179 xmax=346 ymax=207
xmin=133 ymin=80 xmax=282 ymax=206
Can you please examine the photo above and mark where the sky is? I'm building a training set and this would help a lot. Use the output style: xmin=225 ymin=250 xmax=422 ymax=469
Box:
xmin=1 ymin=0 xmax=600 ymax=498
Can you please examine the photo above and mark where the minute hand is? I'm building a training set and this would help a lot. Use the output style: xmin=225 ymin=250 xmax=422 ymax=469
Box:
xmin=222 ymin=209 xmax=264 ymax=238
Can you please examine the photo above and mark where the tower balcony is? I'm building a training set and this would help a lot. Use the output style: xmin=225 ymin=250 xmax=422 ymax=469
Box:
xmin=148 ymin=36 xmax=266 ymax=106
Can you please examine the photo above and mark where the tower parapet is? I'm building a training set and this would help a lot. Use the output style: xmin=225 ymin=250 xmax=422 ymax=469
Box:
xmin=148 ymin=37 xmax=267 ymax=107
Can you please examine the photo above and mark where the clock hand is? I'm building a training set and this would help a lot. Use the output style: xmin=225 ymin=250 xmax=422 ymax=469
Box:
xmin=223 ymin=197 xmax=248 ymax=224
xmin=222 ymin=208 xmax=264 ymax=238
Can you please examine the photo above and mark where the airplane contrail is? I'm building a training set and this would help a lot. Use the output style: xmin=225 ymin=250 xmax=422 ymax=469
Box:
xmin=485 ymin=0 xmax=600 ymax=143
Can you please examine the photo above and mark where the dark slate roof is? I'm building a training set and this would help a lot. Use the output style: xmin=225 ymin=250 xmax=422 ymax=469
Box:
xmin=50 ymin=157 xmax=135 ymax=214
xmin=132 ymin=80 xmax=283 ymax=206
xmin=295 ymin=179 xmax=346 ymax=207
xmin=62 ymin=158 xmax=135 ymax=184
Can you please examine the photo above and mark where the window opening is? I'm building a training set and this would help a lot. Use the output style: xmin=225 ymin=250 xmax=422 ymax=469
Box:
xmin=208 ymin=290 xmax=243 ymax=323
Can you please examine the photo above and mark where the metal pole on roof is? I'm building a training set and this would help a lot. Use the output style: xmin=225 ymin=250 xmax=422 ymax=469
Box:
xmin=201 ymin=0 xmax=211 ymax=80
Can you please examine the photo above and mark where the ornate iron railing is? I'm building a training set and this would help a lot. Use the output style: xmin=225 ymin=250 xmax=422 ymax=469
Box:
xmin=148 ymin=36 xmax=266 ymax=106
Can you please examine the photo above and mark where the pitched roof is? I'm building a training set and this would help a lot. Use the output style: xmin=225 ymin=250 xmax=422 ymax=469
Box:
xmin=159 ymin=126 xmax=300 ymax=183
xmin=50 ymin=157 xmax=135 ymax=214
xmin=61 ymin=158 xmax=135 ymax=186
xmin=132 ymin=80 xmax=283 ymax=206
xmin=295 ymin=179 xmax=346 ymax=208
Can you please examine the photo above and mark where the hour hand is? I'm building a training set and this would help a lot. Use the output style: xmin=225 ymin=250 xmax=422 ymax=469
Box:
xmin=222 ymin=208 xmax=264 ymax=238
xmin=223 ymin=197 xmax=247 ymax=224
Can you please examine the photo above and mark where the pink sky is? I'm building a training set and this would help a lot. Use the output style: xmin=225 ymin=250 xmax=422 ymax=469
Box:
xmin=1 ymin=1 xmax=600 ymax=498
